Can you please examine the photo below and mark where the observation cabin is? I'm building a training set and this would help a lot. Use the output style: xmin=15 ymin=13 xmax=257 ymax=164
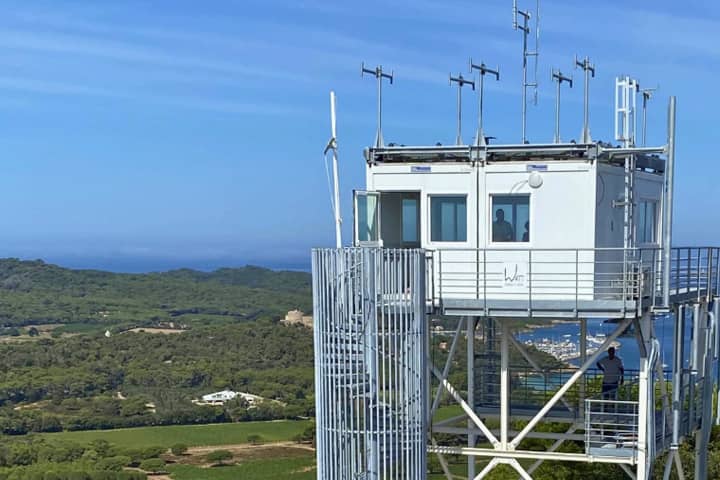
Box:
xmin=312 ymin=19 xmax=720 ymax=480
xmin=356 ymin=138 xmax=667 ymax=318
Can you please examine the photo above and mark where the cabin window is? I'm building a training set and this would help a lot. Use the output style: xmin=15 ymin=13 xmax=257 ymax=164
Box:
xmin=430 ymin=196 xmax=467 ymax=242
xmin=402 ymin=197 xmax=419 ymax=243
xmin=491 ymin=195 xmax=530 ymax=243
xmin=356 ymin=192 xmax=380 ymax=243
xmin=637 ymin=200 xmax=657 ymax=244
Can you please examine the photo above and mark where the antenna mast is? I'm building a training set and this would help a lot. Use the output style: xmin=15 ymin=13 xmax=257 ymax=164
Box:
xmin=640 ymin=87 xmax=658 ymax=146
xmin=449 ymin=73 xmax=475 ymax=145
xmin=361 ymin=63 xmax=394 ymax=148
xmin=575 ymin=55 xmax=595 ymax=143
xmin=324 ymin=91 xmax=342 ymax=248
xmin=551 ymin=68 xmax=572 ymax=143
xmin=469 ymin=59 xmax=500 ymax=146
xmin=513 ymin=0 xmax=540 ymax=143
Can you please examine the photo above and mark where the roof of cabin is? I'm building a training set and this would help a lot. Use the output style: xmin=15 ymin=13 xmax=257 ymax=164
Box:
xmin=364 ymin=141 xmax=667 ymax=173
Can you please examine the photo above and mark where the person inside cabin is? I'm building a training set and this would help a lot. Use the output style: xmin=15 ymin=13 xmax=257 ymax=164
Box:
xmin=492 ymin=209 xmax=514 ymax=242
xmin=597 ymin=347 xmax=624 ymax=400
xmin=522 ymin=221 xmax=529 ymax=242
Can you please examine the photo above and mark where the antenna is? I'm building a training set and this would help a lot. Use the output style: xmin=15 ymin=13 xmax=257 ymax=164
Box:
xmin=615 ymin=75 xmax=640 ymax=147
xmin=551 ymin=69 xmax=572 ymax=143
xmin=513 ymin=0 xmax=540 ymax=143
xmin=361 ymin=62 xmax=394 ymax=148
xmin=325 ymin=91 xmax=341 ymax=248
xmin=469 ymin=59 xmax=500 ymax=146
xmin=640 ymin=86 xmax=658 ymax=146
xmin=449 ymin=73 xmax=475 ymax=145
xmin=575 ymin=55 xmax=595 ymax=143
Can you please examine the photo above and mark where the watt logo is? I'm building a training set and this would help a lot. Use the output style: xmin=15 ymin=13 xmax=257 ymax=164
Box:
xmin=503 ymin=263 xmax=527 ymax=288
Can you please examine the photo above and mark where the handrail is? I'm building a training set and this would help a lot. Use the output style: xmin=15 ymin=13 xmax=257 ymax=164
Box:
xmin=424 ymin=247 xmax=720 ymax=314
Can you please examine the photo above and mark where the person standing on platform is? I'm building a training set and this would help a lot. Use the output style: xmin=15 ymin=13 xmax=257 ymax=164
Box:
xmin=597 ymin=346 xmax=624 ymax=400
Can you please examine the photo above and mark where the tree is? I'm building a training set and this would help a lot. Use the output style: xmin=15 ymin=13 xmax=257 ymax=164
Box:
xmin=170 ymin=443 xmax=187 ymax=456
xmin=27 ymin=327 xmax=39 ymax=337
xmin=246 ymin=434 xmax=264 ymax=445
xmin=139 ymin=458 xmax=166 ymax=473
xmin=206 ymin=449 xmax=233 ymax=466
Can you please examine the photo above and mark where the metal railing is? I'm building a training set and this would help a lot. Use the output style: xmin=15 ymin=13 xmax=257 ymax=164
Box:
xmin=585 ymin=398 xmax=639 ymax=461
xmin=425 ymin=247 xmax=720 ymax=312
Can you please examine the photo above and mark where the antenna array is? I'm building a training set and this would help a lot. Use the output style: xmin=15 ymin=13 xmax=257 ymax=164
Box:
xmin=513 ymin=0 xmax=540 ymax=143
xmin=469 ymin=59 xmax=500 ymax=146
xmin=449 ymin=73 xmax=475 ymax=145
xmin=361 ymin=62 xmax=394 ymax=148
xmin=551 ymin=69 xmax=573 ymax=143
xmin=640 ymin=87 xmax=658 ymax=146
xmin=575 ymin=55 xmax=595 ymax=143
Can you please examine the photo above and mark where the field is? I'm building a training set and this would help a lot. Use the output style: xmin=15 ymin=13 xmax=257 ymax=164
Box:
xmin=168 ymin=454 xmax=315 ymax=480
xmin=41 ymin=420 xmax=312 ymax=448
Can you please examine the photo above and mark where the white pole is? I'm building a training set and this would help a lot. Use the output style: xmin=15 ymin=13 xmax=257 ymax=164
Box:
xmin=330 ymin=91 xmax=342 ymax=248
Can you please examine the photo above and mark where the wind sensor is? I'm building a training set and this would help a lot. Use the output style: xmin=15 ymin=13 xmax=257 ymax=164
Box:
xmin=640 ymin=86 xmax=658 ymax=146
xmin=469 ymin=59 xmax=500 ymax=146
xmin=575 ymin=55 xmax=595 ymax=143
xmin=513 ymin=0 xmax=540 ymax=143
xmin=361 ymin=62 xmax=394 ymax=148
xmin=449 ymin=73 xmax=475 ymax=145
xmin=551 ymin=69 xmax=573 ymax=143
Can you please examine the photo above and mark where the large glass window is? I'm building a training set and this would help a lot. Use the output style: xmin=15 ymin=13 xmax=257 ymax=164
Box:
xmin=402 ymin=197 xmax=419 ymax=243
xmin=637 ymin=200 xmax=657 ymax=244
xmin=431 ymin=196 xmax=467 ymax=242
xmin=491 ymin=195 xmax=530 ymax=243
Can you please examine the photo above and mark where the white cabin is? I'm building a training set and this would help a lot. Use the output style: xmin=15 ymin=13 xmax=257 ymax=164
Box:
xmin=353 ymin=143 xmax=667 ymax=316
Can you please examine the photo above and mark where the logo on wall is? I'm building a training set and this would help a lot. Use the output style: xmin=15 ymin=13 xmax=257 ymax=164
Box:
xmin=503 ymin=262 xmax=528 ymax=288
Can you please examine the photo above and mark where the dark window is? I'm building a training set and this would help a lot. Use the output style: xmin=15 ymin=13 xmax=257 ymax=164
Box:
xmin=491 ymin=195 xmax=530 ymax=242
xmin=431 ymin=196 xmax=467 ymax=242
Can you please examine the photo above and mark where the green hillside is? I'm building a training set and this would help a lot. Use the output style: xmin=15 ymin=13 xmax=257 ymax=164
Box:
xmin=0 ymin=259 xmax=311 ymax=328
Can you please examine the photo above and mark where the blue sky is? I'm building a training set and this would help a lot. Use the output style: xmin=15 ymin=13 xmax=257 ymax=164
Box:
xmin=0 ymin=0 xmax=715 ymax=271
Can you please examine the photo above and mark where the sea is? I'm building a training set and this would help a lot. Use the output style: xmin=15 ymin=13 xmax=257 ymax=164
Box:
xmin=516 ymin=315 xmax=693 ymax=372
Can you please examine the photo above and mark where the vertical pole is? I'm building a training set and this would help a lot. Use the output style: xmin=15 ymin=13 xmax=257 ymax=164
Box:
xmin=467 ymin=317 xmax=476 ymax=479
xmin=457 ymin=84 xmax=463 ymax=145
xmin=329 ymin=92 xmax=342 ymax=249
xmin=478 ymin=73 xmax=484 ymax=142
xmin=579 ymin=318 xmax=587 ymax=414
xmin=642 ymin=94 xmax=648 ymax=147
xmin=500 ymin=320 xmax=509 ymax=449
xmin=554 ymin=77 xmax=561 ymax=143
xmin=521 ymin=15 xmax=528 ymax=143
xmin=582 ymin=63 xmax=589 ymax=142
xmin=663 ymin=97 xmax=676 ymax=307
xmin=636 ymin=314 xmax=651 ymax=480
xmin=376 ymin=73 xmax=382 ymax=148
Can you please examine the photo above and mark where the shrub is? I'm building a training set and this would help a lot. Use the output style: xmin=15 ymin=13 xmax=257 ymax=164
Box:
xmin=206 ymin=449 xmax=233 ymax=466
xmin=170 ymin=443 xmax=187 ymax=456
xmin=139 ymin=458 xmax=166 ymax=473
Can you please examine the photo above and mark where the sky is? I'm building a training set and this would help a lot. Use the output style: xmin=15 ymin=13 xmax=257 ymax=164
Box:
xmin=0 ymin=0 xmax=716 ymax=272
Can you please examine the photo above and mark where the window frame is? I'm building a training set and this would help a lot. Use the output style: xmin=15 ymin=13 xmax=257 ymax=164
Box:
xmin=637 ymin=199 xmax=659 ymax=245
xmin=488 ymin=193 xmax=531 ymax=246
xmin=428 ymin=194 xmax=468 ymax=244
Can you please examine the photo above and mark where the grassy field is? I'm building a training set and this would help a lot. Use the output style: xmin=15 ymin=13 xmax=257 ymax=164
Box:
xmin=168 ymin=455 xmax=315 ymax=480
xmin=41 ymin=420 xmax=312 ymax=448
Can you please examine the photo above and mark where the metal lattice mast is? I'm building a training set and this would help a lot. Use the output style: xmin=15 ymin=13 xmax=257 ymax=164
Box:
xmin=513 ymin=1 xmax=540 ymax=143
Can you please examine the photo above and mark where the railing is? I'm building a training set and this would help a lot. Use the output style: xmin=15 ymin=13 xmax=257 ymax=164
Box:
xmin=585 ymin=398 xmax=639 ymax=461
xmin=425 ymin=247 xmax=720 ymax=312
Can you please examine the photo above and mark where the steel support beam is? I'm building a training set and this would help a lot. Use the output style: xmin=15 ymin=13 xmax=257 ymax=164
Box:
xmin=468 ymin=316 xmax=476 ymax=479
xmin=510 ymin=317 xmax=633 ymax=449
xmin=430 ymin=364 xmax=500 ymax=447
xmin=428 ymin=445 xmax=636 ymax=464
